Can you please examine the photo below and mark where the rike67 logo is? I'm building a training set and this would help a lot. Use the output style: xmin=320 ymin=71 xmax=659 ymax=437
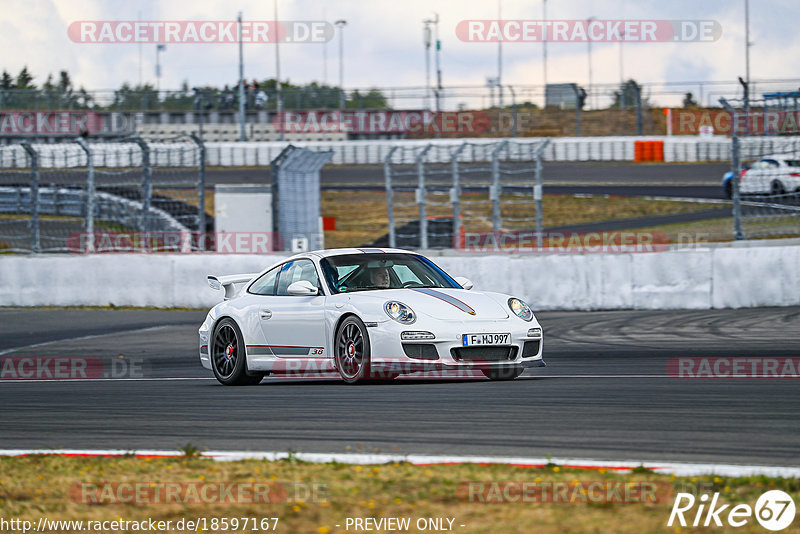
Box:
xmin=668 ymin=490 xmax=796 ymax=531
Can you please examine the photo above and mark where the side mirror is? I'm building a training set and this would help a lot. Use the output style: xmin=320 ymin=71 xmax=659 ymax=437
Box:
xmin=454 ymin=276 xmax=474 ymax=290
xmin=287 ymin=280 xmax=319 ymax=296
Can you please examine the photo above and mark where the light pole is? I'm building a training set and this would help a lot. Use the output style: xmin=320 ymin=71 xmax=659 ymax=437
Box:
xmin=508 ymin=85 xmax=517 ymax=137
xmin=486 ymin=77 xmax=498 ymax=108
xmin=322 ymin=8 xmax=327 ymax=85
xmin=275 ymin=0 xmax=283 ymax=141
xmin=745 ymin=0 xmax=750 ymax=87
xmin=619 ymin=19 xmax=624 ymax=82
xmin=335 ymin=20 xmax=347 ymax=110
xmin=542 ymin=0 xmax=547 ymax=106
xmin=745 ymin=0 xmax=752 ymax=112
xmin=497 ymin=0 xmax=503 ymax=108
xmin=138 ymin=11 xmax=143 ymax=86
xmin=423 ymin=17 xmax=433 ymax=110
xmin=586 ymin=16 xmax=595 ymax=110
xmin=155 ymin=44 xmax=166 ymax=102
xmin=618 ymin=42 xmax=624 ymax=107
xmin=237 ymin=11 xmax=246 ymax=142
xmin=433 ymin=13 xmax=442 ymax=114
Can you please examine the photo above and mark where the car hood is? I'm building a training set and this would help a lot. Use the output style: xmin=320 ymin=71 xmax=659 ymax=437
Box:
xmin=350 ymin=288 xmax=510 ymax=320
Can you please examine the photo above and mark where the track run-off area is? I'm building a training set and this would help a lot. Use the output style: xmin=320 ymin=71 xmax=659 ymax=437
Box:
xmin=0 ymin=306 xmax=797 ymax=468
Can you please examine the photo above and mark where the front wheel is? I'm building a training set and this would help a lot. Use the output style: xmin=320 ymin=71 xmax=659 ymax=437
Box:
xmin=335 ymin=316 xmax=372 ymax=384
xmin=482 ymin=366 xmax=524 ymax=381
xmin=211 ymin=318 xmax=264 ymax=386
xmin=771 ymin=180 xmax=786 ymax=196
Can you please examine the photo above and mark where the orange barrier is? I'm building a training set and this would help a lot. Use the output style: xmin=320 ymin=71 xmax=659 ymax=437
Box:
xmin=633 ymin=140 xmax=665 ymax=162
xmin=653 ymin=141 xmax=664 ymax=161
xmin=634 ymin=141 xmax=645 ymax=162
xmin=643 ymin=141 xmax=654 ymax=162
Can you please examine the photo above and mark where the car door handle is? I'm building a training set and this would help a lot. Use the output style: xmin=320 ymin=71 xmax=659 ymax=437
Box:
xmin=259 ymin=309 xmax=272 ymax=320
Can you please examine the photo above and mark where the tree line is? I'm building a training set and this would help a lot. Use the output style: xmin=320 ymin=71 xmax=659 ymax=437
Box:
xmin=0 ymin=66 xmax=389 ymax=111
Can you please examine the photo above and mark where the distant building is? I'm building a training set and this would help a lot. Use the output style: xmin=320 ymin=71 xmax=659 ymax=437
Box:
xmin=545 ymin=83 xmax=578 ymax=109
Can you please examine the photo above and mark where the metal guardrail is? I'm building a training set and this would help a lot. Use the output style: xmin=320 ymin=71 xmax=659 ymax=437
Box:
xmin=0 ymin=136 xmax=205 ymax=253
xmin=0 ymin=186 xmax=190 ymax=253
xmin=720 ymin=97 xmax=800 ymax=240
xmin=383 ymin=139 xmax=550 ymax=249
xmin=0 ymin=187 xmax=187 ymax=231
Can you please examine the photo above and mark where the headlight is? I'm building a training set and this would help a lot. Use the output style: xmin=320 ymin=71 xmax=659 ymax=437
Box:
xmin=384 ymin=301 xmax=416 ymax=324
xmin=508 ymin=298 xmax=534 ymax=322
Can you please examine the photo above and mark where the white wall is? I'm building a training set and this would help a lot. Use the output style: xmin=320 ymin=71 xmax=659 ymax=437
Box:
xmin=1 ymin=246 xmax=798 ymax=310
xmin=4 ymin=136 xmax=793 ymax=169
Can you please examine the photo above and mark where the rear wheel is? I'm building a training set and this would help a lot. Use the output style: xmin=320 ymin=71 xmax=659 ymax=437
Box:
xmin=771 ymin=180 xmax=786 ymax=196
xmin=211 ymin=318 xmax=264 ymax=386
xmin=482 ymin=366 xmax=524 ymax=381
xmin=335 ymin=316 xmax=372 ymax=384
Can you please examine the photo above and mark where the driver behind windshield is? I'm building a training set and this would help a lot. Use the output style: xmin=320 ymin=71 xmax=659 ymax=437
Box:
xmin=369 ymin=267 xmax=391 ymax=289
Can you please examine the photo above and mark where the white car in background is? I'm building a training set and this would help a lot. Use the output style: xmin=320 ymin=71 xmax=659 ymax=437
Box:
xmin=737 ymin=155 xmax=800 ymax=196
xmin=199 ymin=248 xmax=545 ymax=385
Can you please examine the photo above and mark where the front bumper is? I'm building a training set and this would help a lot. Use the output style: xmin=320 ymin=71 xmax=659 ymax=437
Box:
xmin=369 ymin=357 xmax=546 ymax=374
xmin=367 ymin=317 xmax=544 ymax=374
xmin=199 ymin=321 xmax=211 ymax=370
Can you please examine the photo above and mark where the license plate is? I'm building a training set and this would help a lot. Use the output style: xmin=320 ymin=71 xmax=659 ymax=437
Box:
xmin=462 ymin=333 xmax=511 ymax=346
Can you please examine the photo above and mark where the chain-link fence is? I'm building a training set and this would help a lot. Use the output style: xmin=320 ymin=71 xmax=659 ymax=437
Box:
xmin=271 ymin=145 xmax=333 ymax=252
xmin=382 ymin=140 xmax=550 ymax=249
xmin=721 ymin=97 xmax=800 ymax=240
xmin=0 ymin=136 xmax=206 ymax=253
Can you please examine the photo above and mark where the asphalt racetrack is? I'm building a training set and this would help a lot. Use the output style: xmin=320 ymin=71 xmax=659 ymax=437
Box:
xmin=1 ymin=306 xmax=798 ymax=467
xmin=203 ymin=161 xmax=729 ymax=200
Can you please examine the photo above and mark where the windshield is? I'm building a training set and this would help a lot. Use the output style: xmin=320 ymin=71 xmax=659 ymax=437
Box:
xmin=320 ymin=253 xmax=461 ymax=294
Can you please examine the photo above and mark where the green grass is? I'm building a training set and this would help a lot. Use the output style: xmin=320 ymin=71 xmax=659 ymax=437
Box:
xmin=1 ymin=455 xmax=797 ymax=534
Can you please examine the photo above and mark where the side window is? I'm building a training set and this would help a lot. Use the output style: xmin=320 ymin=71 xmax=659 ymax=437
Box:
xmin=276 ymin=260 xmax=320 ymax=296
xmin=249 ymin=267 xmax=280 ymax=296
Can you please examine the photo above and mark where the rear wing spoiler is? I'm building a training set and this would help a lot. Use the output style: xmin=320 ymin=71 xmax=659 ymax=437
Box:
xmin=207 ymin=273 xmax=258 ymax=300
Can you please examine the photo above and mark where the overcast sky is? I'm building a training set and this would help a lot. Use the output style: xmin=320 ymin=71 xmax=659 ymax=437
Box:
xmin=2 ymin=0 xmax=799 ymax=108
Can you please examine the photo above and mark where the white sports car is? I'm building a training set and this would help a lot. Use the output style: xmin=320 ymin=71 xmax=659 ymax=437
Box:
xmin=738 ymin=154 xmax=800 ymax=195
xmin=199 ymin=248 xmax=545 ymax=385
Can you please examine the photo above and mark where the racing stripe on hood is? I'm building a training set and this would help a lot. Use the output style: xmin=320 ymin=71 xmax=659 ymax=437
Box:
xmin=412 ymin=288 xmax=476 ymax=315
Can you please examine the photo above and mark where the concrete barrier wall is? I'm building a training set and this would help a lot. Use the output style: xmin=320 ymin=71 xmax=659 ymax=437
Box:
xmin=6 ymin=136 xmax=796 ymax=169
xmin=1 ymin=245 xmax=798 ymax=310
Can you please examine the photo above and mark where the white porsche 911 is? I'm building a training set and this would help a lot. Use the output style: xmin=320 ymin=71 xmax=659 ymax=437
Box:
xmin=199 ymin=248 xmax=545 ymax=385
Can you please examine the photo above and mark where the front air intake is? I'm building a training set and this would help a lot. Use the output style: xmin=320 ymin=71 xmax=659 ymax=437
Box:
xmin=402 ymin=343 xmax=439 ymax=360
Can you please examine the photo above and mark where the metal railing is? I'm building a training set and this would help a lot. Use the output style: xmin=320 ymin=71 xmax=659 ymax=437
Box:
xmin=383 ymin=139 xmax=550 ymax=249
xmin=721 ymin=97 xmax=800 ymax=240
xmin=0 ymin=136 xmax=207 ymax=253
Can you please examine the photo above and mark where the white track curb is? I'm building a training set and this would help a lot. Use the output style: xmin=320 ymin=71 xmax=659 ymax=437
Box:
xmin=0 ymin=449 xmax=797 ymax=478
